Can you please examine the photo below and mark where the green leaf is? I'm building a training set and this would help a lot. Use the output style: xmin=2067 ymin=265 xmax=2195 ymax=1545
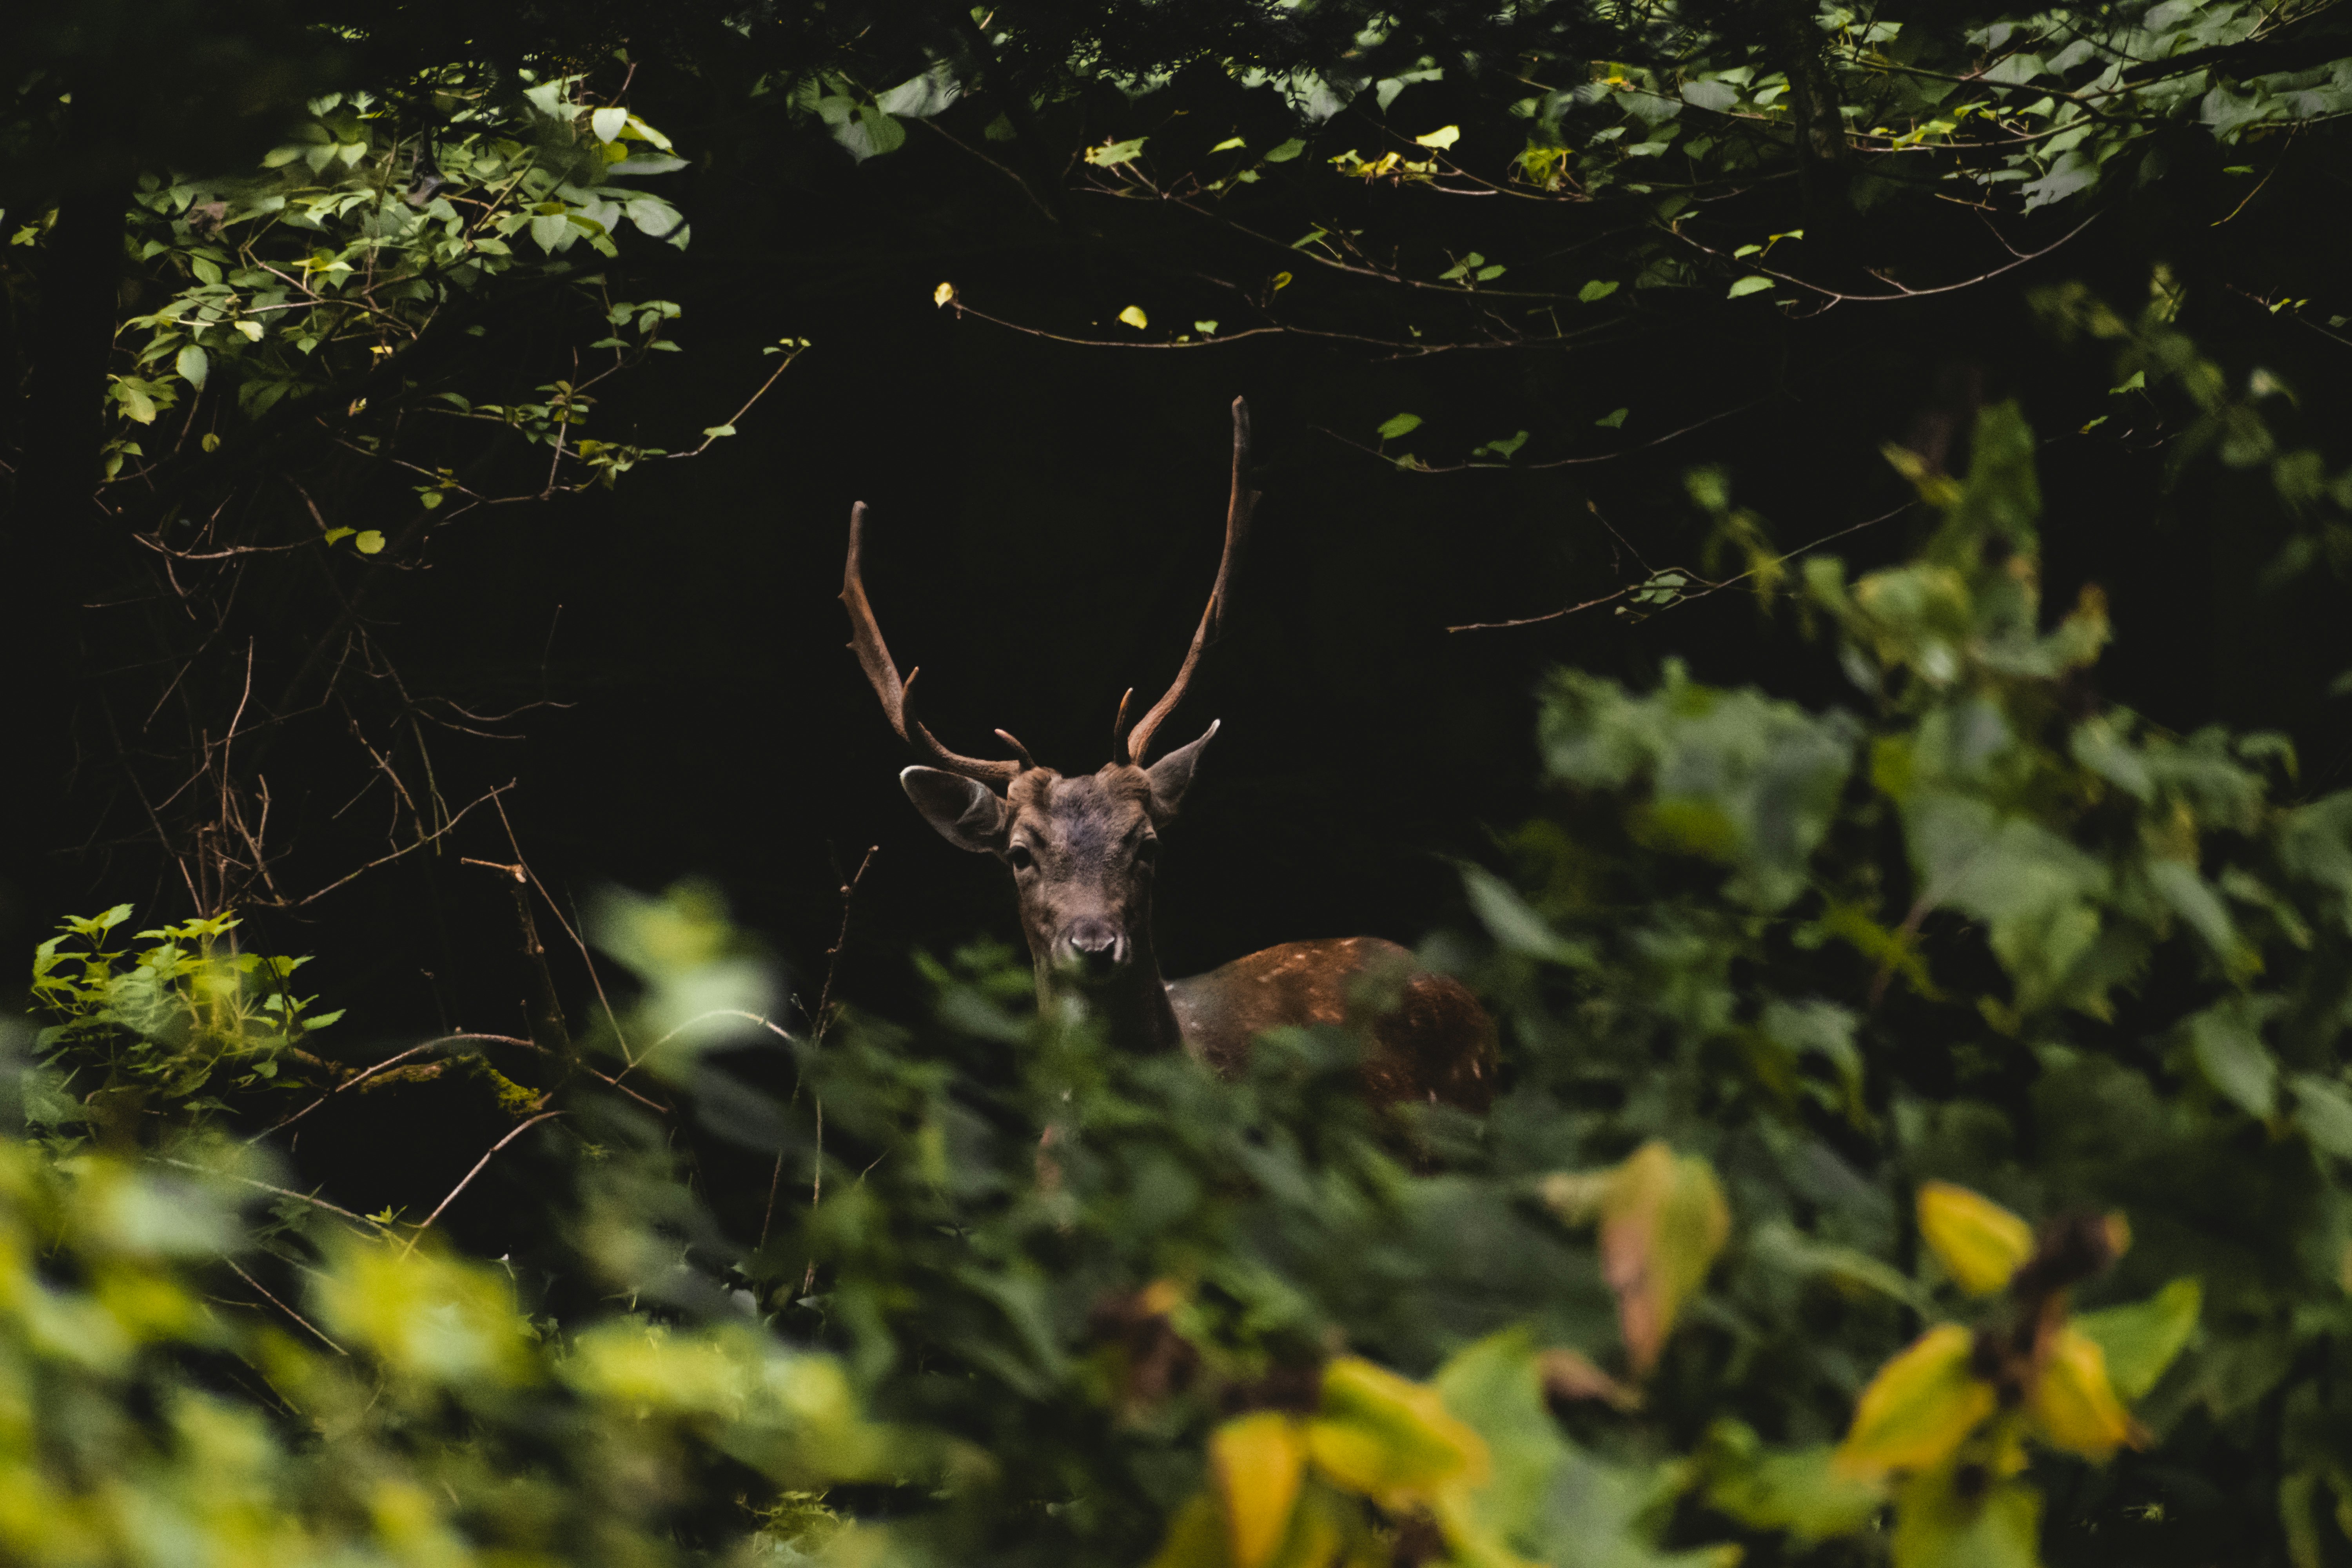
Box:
xmin=1306 ymin=1358 xmax=1486 ymax=1512
xmin=1578 ymin=279 xmax=1620 ymax=303
xmin=2293 ymin=1073 xmax=2352 ymax=1158
xmin=116 ymin=381 xmax=157 ymax=424
xmin=876 ymin=67 xmax=961 ymax=120
xmin=2186 ymin=1002 xmax=2278 ymax=1117
xmin=624 ymin=198 xmax=680 ymax=237
xmin=1263 ymin=138 xmax=1306 ymax=163
xmin=1377 ymin=412 xmax=1422 ymax=441
xmin=1086 ymin=138 xmax=1148 ymax=167
xmin=175 ymin=345 xmax=209 ymax=390
xmin=1595 ymin=408 xmax=1628 ymax=428
xmin=1890 ymin=1468 xmax=2042 ymax=1568
xmin=1728 ymin=275 xmax=1774 ymax=298
xmin=1209 ymin=137 xmax=1246 ymax=152
xmin=591 ymin=106 xmax=629 ymax=143
xmin=1462 ymin=866 xmax=1588 ymax=966
xmin=1414 ymin=125 xmax=1461 ymax=149
xmin=833 ymin=104 xmax=906 ymax=163
xmin=2074 ymin=1279 xmax=2201 ymax=1401
xmin=1702 ymin=1425 xmax=1887 ymax=1543
xmin=354 ymin=530 xmax=386 ymax=555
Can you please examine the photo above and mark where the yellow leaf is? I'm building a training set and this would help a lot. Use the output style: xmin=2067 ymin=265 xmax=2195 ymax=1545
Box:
xmin=1599 ymin=1141 xmax=1731 ymax=1375
xmin=933 ymin=282 xmax=956 ymax=307
xmin=1306 ymin=1357 xmax=1488 ymax=1511
xmin=1835 ymin=1325 xmax=1996 ymax=1479
xmin=1414 ymin=125 xmax=1461 ymax=149
xmin=1119 ymin=305 xmax=1150 ymax=330
xmin=1272 ymin=271 xmax=1293 ymax=290
xmin=1212 ymin=1412 xmax=1307 ymax=1568
xmin=354 ymin=530 xmax=387 ymax=555
xmin=2027 ymin=1325 xmax=2142 ymax=1461
xmin=1916 ymin=1181 xmax=2033 ymax=1296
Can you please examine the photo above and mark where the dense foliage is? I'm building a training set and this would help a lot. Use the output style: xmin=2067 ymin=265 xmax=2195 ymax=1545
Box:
xmin=11 ymin=3 xmax=2352 ymax=1567
xmin=9 ymin=411 xmax=2352 ymax=1566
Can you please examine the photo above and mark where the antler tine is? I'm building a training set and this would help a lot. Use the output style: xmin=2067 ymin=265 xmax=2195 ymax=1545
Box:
xmin=1122 ymin=397 xmax=1258 ymax=766
xmin=842 ymin=502 xmax=1024 ymax=786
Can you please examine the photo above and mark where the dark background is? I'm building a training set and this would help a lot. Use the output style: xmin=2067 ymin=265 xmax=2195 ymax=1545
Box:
xmin=11 ymin=29 xmax=2352 ymax=1232
xmin=267 ymin=111 xmax=2348 ymax=1051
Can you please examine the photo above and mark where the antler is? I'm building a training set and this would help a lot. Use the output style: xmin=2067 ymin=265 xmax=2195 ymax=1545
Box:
xmin=842 ymin=501 xmax=1027 ymax=786
xmin=1117 ymin=396 xmax=1258 ymax=767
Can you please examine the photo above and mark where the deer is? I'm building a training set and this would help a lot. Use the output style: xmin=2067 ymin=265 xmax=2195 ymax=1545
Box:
xmin=840 ymin=397 xmax=1495 ymax=1114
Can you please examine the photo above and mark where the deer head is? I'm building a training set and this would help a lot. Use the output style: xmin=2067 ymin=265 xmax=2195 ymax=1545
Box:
xmin=842 ymin=399 xmax=1257 ymax=1038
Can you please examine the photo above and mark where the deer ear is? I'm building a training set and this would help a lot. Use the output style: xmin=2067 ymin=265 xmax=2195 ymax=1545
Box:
xmin=1144 ymin=720 xmax=1219 ymax=821
xmin=901 ymin=767 xmax=1009 ymax=853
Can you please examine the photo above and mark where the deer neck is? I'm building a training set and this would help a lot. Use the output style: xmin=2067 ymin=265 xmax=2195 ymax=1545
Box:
xmin=1031 ymin=932 xmax=1184 ymax=1055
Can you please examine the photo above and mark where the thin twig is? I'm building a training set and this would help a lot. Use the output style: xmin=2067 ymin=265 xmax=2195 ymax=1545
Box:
xmin=1318 ymin=399 xmax=1762 ymax=474
xmin=771 ymin=846 xmax=876 ymax=1273
xmin=401 ymin=1111 xmax=564 ymax=1255
xmin=227 ymin=1259 xmax=348 ymax=1354
xmin=150 ymin=1156 xmax=388 ymax=1236
xmin=290 ymin=782 xmax=513 ymax=906
xmin=1448 ymin=502 xmax=1910 ymax=632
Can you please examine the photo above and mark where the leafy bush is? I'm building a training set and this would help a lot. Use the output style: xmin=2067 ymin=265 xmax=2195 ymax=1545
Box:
xmin=16 ymin=403 xmax=2352 ymax=1566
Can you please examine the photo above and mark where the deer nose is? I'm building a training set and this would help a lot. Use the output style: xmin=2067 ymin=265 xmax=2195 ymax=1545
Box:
xmin=1057 ymin=920 xmax=1128 ymax=976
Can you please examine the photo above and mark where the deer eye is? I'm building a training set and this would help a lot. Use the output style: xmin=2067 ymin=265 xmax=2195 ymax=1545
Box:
xmin=1007 ymin=843 xmax=1035 ymax=872
xmin=1135 ymin=836 xmax=1159 ymax=866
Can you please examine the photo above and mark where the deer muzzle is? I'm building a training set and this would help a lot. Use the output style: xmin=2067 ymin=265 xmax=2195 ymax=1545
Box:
xmin=1054 ymin=918 xmax=1131 ymax=980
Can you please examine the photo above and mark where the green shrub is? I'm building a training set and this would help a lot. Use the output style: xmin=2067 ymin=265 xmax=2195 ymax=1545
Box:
xmin=16 ymin=403 xmax=2352 ymax=1567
